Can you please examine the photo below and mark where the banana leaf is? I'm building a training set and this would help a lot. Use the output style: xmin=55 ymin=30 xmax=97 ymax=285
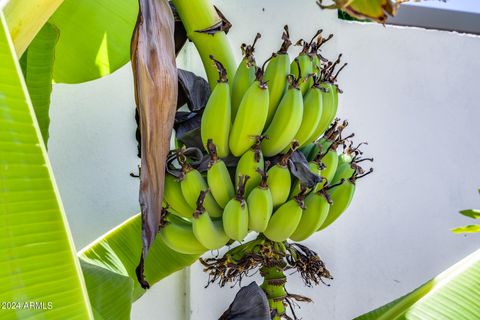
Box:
xmin=19 ymin=22 xmax=59 ymax=145
xmin=355 ymin=249 xmax=480 ymax=319
xmin=0 ymin=12 xmax=93 ymax=319
xmin=48 ymin=0 xmax=138 ymax=83
xmin=79 ymin=213 xmax=200 ymax=319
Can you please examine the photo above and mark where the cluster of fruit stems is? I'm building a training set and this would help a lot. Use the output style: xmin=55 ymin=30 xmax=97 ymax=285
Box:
xmin=200 ymin=237 xmax=332 ymax=320
xmin=169 ymin=0 xmax=373 ymax=318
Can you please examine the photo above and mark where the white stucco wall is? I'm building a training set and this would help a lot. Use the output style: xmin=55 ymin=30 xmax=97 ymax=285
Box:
xmin=48 ymin=0 xmax=480 ymax=319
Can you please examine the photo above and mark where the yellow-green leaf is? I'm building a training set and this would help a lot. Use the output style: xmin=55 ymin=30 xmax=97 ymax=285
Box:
xmin=0 ymin=12 xmax=93 ymax=319
xmin=355 ymin=249 xmax=480 ymax=319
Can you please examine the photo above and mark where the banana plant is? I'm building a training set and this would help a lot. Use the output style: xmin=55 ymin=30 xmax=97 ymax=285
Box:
xmin=3 ymin=0 xmax=475 ymax=320
xmin=1 ymin=0 xmax=206 ymax=318
xmin=0 ymin=12 xmax=93 ymax=319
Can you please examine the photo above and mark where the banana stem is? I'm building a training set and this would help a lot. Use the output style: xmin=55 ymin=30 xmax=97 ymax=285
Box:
xmin=260 ymin=265 xmax=287 ymax=320
xmin=171 ymin=0 xmax=236 ymax=89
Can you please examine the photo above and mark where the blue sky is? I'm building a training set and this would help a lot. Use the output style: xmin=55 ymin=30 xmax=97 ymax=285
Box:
xmin=406 ymin=0 xmax=480 ymax=14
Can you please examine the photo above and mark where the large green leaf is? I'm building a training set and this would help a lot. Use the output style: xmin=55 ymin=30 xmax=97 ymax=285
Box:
xmin=20 ymin=22 xmax=59 ymax=144
xmin=48 ymin=0 xmax=138 ymax=84
xmin=355 ymin=249 xmax=480 ymax=319
xmin=80 ymin=259 xmax=134 ymax=320
xmin=0 ymin=12 xmax=93 ymax=320
xmin=79 ymin=213 xmax=200 ymax=319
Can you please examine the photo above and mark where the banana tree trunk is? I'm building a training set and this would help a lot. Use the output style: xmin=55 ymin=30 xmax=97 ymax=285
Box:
xmin=171 ymin=0 xmax=236 ymax=88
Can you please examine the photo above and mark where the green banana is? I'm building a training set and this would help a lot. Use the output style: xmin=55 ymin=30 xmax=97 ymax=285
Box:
xmin=164 ymin=173 xmax=195 ymax=219
xmin=159 ymin=214 xmax=207 ymax=255
xmin=263 ymin=195 xmax=305 ymax=242
xmin=263 ymin=25 xmax=292 ymax=126
xmin=319 ymin=179 xmax=353 ymax=231
xmin=310 ymin=54 xmax=347 ymax=141
xmin=223 ymin=175 xmax=250 ymax=241
xmin=314 ymin=145 xmax=339 ymax=191
xmin=201 ymin=56 xmax=232 ymax=158
xmin=231 ymin=33 xmax=261 ymax=119
xmin=306 ymin=118 xmax=347 ymax=161
xmin=229 ymin=68 xmax=269 ymax=157
xmin=300 ymin=143 xmax=316 ymax=160
xmin=290 ymin=189 xmax=331 ymax=241
xmin=235 ymin=138 xmax=265 ymax=196
xmin=287 ymin=78 xmax=324 ymax=149
xmin=266 ymin=144 xmax=297 ymax=208
xmin=309 ymin=127 xmax=347 ymax=191
xmin=262 ymin=74 xmax=303 ymax=157
xmin=320 ymin=168 xmax=373 ymax=230
xmin=247 ymin=168 xmax=273 ymax=233
xmin=331 ymin=143 xmax=362 ymax=185
xmin=332 ymin=149 xmax=373 ymax=186
xmin=179 ymin=157 xmax=223 ymax=217
xmin=290 ymin=39 xmax=314 ymax=94
xmin=206 ymin=140 xmax=235 ymax=208
xmin=309 ymin=82 xmax=338 ymax=141
xmin=192 ymin=191 xmax=230 ymax=250
xmin=332 ymin=161 xmax=356 ymax=185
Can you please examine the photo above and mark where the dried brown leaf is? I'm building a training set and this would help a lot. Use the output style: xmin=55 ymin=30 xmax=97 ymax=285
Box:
xmin=131 ymin=0 xmax=178 ymax=288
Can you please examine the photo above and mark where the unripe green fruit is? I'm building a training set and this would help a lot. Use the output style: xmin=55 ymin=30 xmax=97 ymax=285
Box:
xmin=267 ymin=164 xmax=291 ymax=208
xmin=310 ymin=83 xmax=338 ymax=141
xmin=263 ymin=199 xmax=303 ymax=242
xmin=264 ymin=53 xmax=290 ymax=126
xmin=290 ymin=191 xmax=330 ymax=241
xmin=164 ymin=174 xmax=194 ymax=219
xmin=319 ymin=180 xmax=355 ymax=230
xmin=180 ymin=168 xmax=223 ymax=217
xmin=160 ymin=219 xmax=207 ymax=255
xmin=201 ymin=80 xmax=231 ymax=158
xmin=290 ymin=54 xmax=313 ymax=95
xmin=192 ymin=210 xmax=229 ymax=250
xmin=247 ymin=186 xmax=273 ymax=233
xmin=223 ymin=198 xmax=249 ymax=241
xmin=236 ymin=148 xmax=264 ymax=197
xmin=262 ymin=86 xmax=303 ymax=157
xmin=229 ymin=80 xmax=269 ymax=157
xmin=207 ymin=159 xmax=235 ymax=208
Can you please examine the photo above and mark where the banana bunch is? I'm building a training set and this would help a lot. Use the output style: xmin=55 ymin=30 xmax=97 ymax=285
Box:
xmin=158 ymin=27 xmax=373 ymax=255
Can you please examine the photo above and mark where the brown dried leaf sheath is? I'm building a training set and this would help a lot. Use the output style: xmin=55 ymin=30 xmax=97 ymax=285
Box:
xmin=131 ymin=0 xmax=178 ymax=288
